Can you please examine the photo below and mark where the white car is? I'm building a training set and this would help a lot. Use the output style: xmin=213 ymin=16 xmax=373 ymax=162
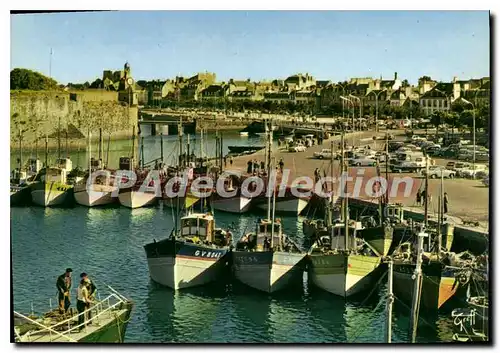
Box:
xmin=313 ymin=149 xmax=336 ymax=159
xmin=289 ymin=144 xmax=307 ymax=152
xmin=421 ymin=166 xmax=456 ymax=179
xmin=348 ymin=157 xmax=377 ymax=167
xmin=460 ymin=165 xmax=489 ymax=179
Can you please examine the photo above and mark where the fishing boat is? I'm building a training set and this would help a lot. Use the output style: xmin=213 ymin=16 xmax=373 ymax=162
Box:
xmin=118 ymin=133 xmax=166 ymax=209
xmin=30 ymin=158 xmax=75 ymax=207
xmin=254 ymin=186 xmax=310 ymax=216
xmin=307 ymin=132 xmax=385 ymax=297
xmin=144 ymin=212 xmax=232 ymax=290
xmin=392 ymin=240 xmax=476 ymax=310
xmin=232 ymin=218 xmax=306 ymax=293
xmin=13 ymin=289 xmax=134 ymax=343
xmin=74 ymin=131 xmax=117 ymax=207
xmin=210 ymin=174 xmax=253 ymax=214
xmin=10 ymin=171 xmax=31 ymax=206
xmin=232 ymin=149 xmax=306 ymax=294
xmin=74 ymin=172 xmax=117 ymax=207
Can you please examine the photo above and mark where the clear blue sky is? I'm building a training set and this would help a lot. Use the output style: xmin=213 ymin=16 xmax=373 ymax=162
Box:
xmin=10 ymin=11 xmax=490 ymax=85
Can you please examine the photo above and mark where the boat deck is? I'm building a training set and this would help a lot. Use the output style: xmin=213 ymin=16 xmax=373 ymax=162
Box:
xmin=17 ymin=307 xmax=130 ymax=342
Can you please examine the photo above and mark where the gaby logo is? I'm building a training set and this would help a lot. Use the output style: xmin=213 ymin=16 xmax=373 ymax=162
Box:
xmin=86 ymin=168 xmax=421 ymax=200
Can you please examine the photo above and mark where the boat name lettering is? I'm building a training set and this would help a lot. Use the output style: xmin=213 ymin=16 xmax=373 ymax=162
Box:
xmin=194 ymin=250 xmax=222 ymax=258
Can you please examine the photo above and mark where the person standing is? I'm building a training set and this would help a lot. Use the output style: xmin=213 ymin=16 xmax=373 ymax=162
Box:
xmin=229 ymin=156 xmax=233 ymax=166
xmin=443 ymin=192 xmax=449 ymax=214
xmin=76 ymin=277 xmax=91 ymax=329
xmin=416 ymin=190 xmax=422 ymax=206
xmin=56 ymin=268 xmax=72 ymax=314
xmin=279 ymin=158 xmax=284 ymax=173
xmin=80 ymin=273 xmax=97 ymax=322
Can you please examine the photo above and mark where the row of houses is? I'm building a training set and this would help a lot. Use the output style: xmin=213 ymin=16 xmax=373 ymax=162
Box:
xmin=78 ymin=63 xmax=490 ymax=117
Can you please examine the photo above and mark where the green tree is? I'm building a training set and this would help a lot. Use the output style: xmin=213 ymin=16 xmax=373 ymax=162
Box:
xmin=459 ymin=110 xmax=474 ymax=137
xmin=90 ymin=78 xmax=103 ymax=89
xmin=10 ymin=68 xmax=58 ymax=90
xmin=444 ymin=111 xmax=461 ymax=139
xmin=419 ymin=76 xmax=432 ymax=82
xmin=430 ymin=111 xmax=446 ymax=135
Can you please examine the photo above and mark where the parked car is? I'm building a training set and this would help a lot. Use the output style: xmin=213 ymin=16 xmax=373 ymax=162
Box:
xmin=313 ymin=149 xmax=336 ymax=159
xmin=421 ymin=166 xmax=456 ymax=179
xmin=446 ymin=161 xmax=457 ymax=169
xmin=289 ymin=144 xmax=307 ymax=152
xmin=348 ymin=157 xmax=377 ymax=167
xmin=460 ymin=164 xmax=488 ymax=179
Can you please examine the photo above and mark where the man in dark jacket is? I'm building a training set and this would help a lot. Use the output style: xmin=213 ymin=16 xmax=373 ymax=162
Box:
xmin=56 ymin=268 xmax=72 ymax=314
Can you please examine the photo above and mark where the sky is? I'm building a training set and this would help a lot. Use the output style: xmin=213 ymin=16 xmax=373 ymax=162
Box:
xmin=10 ymin=11 xmax=490 ymax=85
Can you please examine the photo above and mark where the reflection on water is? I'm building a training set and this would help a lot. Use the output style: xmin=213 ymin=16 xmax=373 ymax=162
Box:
xmin=11 ymin=206 xmax=459 ymax=343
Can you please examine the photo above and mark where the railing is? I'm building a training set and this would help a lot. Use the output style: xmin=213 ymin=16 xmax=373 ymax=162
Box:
xmin=14 ymin=292 xmax=127 ymax=342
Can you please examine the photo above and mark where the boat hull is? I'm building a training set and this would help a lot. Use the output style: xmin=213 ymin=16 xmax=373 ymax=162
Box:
xmin=256 ymin=197 xmax=309 ymax=216
xmin=308 ymin=253 xmax=382 ymax=297
xmin=78 ymin=301 xmax=134 ymax=343
xmin=232 ymin=251 xmax=306 ymax=293
xmin=118 ymin=190 xmax=157 ymax=209
xmin=211 ymin=195 xmax=252 ymax=214
xmin=10 ymin=185 xmax=32 ymax=206
xmin=393 ymin=263 xmax=460 ymax=310
xmin=30 ymin=182 xmax=73 ymax=207
xmin=74 ymin=185 xmax=117 ymax=207
xmin=145 ymin=240 xmax=229 ymax=290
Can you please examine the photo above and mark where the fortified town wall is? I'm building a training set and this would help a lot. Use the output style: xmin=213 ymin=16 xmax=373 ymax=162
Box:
xmin=10 ymin=90 xmax=138 ymax=147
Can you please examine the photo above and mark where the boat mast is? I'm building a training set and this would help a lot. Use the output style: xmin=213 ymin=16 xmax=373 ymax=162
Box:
xmin=105 ymin=133 xmax=110 ymax=168
xmin=65 ymin=129 xmax=69 ymax=159
xmin=385 ymin=258 xmax=394 ymax=343
xmin=327 ymin=139 xmax=334 ymax=226
xmin=88 ymin=129 xmax=92 ymax=173
xmin=424 ymin=154 xmax=429 ymax=229
xmin=385 ymin=131 xmax=389 ymax=205
xmin=57 ymin=116 xmax=61 ymax=160
xmin=187 ymin=134 xmax=190 ymax=165
xmin=409 ymin=231 xmax=427 ymax=343
xmin=342 ymin=131 xmax=349 ymax=250
xmin=18 ymin=128 xmax=23 ymax=174
xmin=44 ymin=134 xmax=48 ymax=168
xmin=160 ymin=132 xmax=164 ymax=166
xmin=98 ymin=127 xmax=103 ymax=164
xmin=131 ymin=125 xmax=136 ymax=169
xmin=266 ymin=121 xmax=272 ymax=221
xmin=437 ymin=172 xmax=444 ymax=253
xmin=271 ymin=157 xmax=277 ymax=251
xmin=140 ymin=136 xmax=145 ymax=169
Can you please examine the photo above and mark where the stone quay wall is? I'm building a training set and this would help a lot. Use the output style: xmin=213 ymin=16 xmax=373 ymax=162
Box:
xmin=10 ymin=90 xmax=138 ymax=148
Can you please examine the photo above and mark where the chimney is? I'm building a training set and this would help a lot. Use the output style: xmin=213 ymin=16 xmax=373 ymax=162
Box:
xmin=394 ymin=72 xmax=398 ymax=80
xmin=453 ymin=76 xmax=458 ymax=83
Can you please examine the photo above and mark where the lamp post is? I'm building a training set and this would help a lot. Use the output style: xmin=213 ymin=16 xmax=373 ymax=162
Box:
xmin=349 ymin=94 xmax=362 ymax=131
xmin=463 ymin=90 xmax=480 ymax=177
xmin=368 ymin=90 xmax=384 ymax=133
xmin=337 ymin=82 xmax=347 ymax=120
xmin=340 ymin=96 xmax=354 ymax=131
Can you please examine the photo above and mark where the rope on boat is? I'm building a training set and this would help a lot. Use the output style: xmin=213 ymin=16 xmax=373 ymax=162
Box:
xmin=348 ymin=269 xmax=389 ymax=342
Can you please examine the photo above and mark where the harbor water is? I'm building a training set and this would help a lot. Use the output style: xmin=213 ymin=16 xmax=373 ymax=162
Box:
xmin=11 ymin=205 xmax=457 ymax=343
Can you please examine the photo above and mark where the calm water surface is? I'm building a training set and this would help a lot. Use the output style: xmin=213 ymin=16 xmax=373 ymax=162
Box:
xmin=11 ymin=204 xmax=456 ymax=343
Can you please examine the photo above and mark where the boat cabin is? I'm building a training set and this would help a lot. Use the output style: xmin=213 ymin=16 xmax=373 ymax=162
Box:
xmin=385 ymin=204 xmax=404 ymax=223
xmin=26 ymin=158 xmax=42 ymax=175
xmin=119 ymin=157 xmax=135 ymax=171
xmin=180 ymin=213 xmax=215 ymax=243
xmin=36 ymin=168 xmax=68 ymax=184
xmin=55 ymin=158 xmax=73 ymax=172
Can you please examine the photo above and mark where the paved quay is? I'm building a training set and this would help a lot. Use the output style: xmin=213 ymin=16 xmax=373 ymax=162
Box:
xmin=223 ymin=130 xmax=489 ymax=227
